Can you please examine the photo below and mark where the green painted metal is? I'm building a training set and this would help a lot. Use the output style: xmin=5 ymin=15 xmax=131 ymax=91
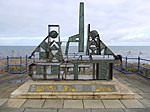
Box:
xmin=40 ymin=41 xmax=48 ymax=52
xmin=34 ymin=46 xmax=40 ymax=52
xmin=55 ymin=50 xmax=64 ymax=62
xmin=65 ymin=34 xmax=79 ymax=55
xmin=98 ymin=63 xmax=109 ymax=80
xmin=86 ymin=24 xmax=114 ymax=57
xmin=68 ymin=34 xmax=79 ymax=42
xmin=51 ymin=65 xmax=60 ymax=75
xmin=28 ymin=2 xmax=120 ymax=80
xmin=65 ymin=42 xmax=69 ymax=55
xmin=104 ymin=46 xmax=114 ymax=55
xmin=39 ymin=52 xmax=47 ymax=60
xmin=49 ymin=30 xmax=58 ymax=38
xmin=65 ymin=2 xmax=84 ymax=55
xmin=36 ymin=66 xmax=44 ymax=75
xmin=29 ymin=25 xmax=63 ymax=62
xmin=48 ymin=51 xmax=54 ymax=62
xmin=51 ymin=44 xmax=59 ymax=50
xmin=73 ymin=61 xmax=79 ymax=80
xmin=79 ymin=2 xmax=84 ymax=52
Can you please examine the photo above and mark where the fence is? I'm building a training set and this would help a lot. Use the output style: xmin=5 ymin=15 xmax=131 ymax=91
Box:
xmin=0 ymin=55 xmax=150 ymax=79
xmin=0 ymin=55 xmax=29 ymax=74
xmin=114 ymin=57 xmax=150 ymax=79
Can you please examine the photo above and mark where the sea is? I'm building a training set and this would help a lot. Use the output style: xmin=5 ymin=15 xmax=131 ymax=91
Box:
xmin=0 ymin=46 xmax=150 ymax=59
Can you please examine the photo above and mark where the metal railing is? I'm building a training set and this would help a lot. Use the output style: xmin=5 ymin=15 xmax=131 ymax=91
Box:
xmin=114 ymin=57 xmax=150 ymax=79
xmin=0 ymin=55 xmax=150 ymax=79
xmin=0 ymin=55 xmax=29 ymax=74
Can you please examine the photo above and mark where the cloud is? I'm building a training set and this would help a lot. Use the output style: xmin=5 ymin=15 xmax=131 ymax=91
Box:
xmin=0 ymin=0 xmax=150 ymax=46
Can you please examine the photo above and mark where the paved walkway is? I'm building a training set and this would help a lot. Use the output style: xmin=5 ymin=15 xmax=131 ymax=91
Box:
xmin=0 ymin=70 xmax=150 ymax=112
xmin=0 ymin=74 xmax=28 ymax=99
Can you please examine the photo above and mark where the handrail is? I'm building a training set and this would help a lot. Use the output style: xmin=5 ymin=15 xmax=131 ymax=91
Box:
xmin=0 ymin=55 xmax=28 ymax=74
xmin=114 ymin=56 xmax=150 ymax=79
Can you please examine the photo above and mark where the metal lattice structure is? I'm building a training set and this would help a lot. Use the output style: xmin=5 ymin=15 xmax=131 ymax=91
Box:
xmin=28 ymin=2 xmax=121 ymax=80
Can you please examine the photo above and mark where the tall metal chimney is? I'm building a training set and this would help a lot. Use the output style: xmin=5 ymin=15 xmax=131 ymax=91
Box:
xmin=78 ymin=2 xmax=84 ymax=52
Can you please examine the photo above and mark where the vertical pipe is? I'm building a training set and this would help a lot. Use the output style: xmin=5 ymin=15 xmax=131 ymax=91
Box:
xmin=86 ymin=24 xmax=90 ymax=55
xmin=6 ymin=56 xmax=9 ymax=72
xmin=20 ymin=56 xmax=22 ymax=73
xmin=26 ymin=55 xmax=28 ymax=73
xmin=125 ymin=57 xmax=128 ymax=74
xmin=79 ymin=2 xmax=84 ymax=52
xmin=138 ymin=57 xmax=140 ymax=75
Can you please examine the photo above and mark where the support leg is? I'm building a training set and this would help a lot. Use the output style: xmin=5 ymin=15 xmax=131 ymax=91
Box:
xmin=74 ymin=62 xmax=78 ymax=80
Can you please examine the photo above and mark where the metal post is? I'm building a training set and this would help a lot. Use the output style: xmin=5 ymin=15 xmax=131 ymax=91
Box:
xmin=138 ymin=57 xmax=140 ymax=75
xmin=93 ymin=63 xmax=95 ymax=79
xmin=6 ymin=56 xmax=9 ymax=72
xmin=120 ymin=62 xmax=122 ymax=72
xmin=86 ymin=24 xmax=90 ymax=55
xmin=20 ymin=56 xmax=22 ymax=73
xmin=78 ymin=2 xmax=84 ymax=52
xmin=96 ymin=63 xmax=99 ymax=79
xmin=125 ymin=57 xmax=128 ymax=74
xmin=43 ymin=66 xmax=47 ymax=80
xmin=26 ymin=55 xmax=28 ymax=73
xmin=109 ymin=63 xmax=113 ymax=80
xmin=73 ymin=61 xmax=78 ymax=80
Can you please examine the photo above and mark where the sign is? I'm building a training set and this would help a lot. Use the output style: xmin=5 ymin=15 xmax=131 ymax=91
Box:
xmin=29 ymin=84 xmax=117 ymax=92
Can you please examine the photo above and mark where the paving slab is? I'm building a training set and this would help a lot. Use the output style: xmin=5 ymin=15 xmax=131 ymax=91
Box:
xmin=102 ymin=100 xmax=125 ymax=108
xmin=141 ymin=88 xmax=150 ymax=93
xmin=124 ymin=108 xmax=150 ymax=112
xmin=92 ymin=109 xmax=107 ymax=112
xmin=106 ymin=109 xmax=125 ymax=112
xmin=135 ymin=94 xmax=143 ymax=99
xmin=121 ymin=100 xmax=145 ymax=108
xmin=0 ymin=107 xmax=24 ymax=112
xmin=138 ymin=99 xmax=150 ymax=105
xmin=139 ymin=99 xmax=150 ymax=108
xmin=22 ymin=99 xmax=45 ymax=108
xmin=42 ymin=99 xmax=63 ymax=108
xmin=140 ymin=93 xmax=150 ymax=99
xmin=128 ymin=87 xmax=144 ymax=94
xmin=58 ymin=109 xmax=91 ymax=112
xmin=143 ymin=104 xmax=150 ymax=108
xmin=0 ymin=99 xmax=8 ymax=107
xmin=83 ymin=100 xmax=104 ymax=108
xmin=24 ymin=108 xmax=57 ymax=112
xmin=63 ymin=100 xmax=83 ymax=108
xmin=2 ymin=99 xmax=27 ymax=108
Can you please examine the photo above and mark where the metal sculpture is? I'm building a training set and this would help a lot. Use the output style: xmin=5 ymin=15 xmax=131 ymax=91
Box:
xmin=28 ymin=2 xmax=120 ymax=80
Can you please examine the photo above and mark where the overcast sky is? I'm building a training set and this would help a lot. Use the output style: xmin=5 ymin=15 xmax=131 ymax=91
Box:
xmin=0 ymin=0 xmax=150 ymax=46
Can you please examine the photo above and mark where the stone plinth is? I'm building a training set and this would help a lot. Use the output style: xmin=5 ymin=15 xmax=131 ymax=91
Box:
xmin=10 ymin=78 xmax=135 ymax=100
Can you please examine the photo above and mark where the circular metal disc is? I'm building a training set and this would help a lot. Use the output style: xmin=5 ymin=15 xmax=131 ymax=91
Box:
xmin=49 ymin=30 xmax=58 ymax=38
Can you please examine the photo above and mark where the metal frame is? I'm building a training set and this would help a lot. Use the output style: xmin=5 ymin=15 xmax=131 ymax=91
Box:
xmin=28 ymin=2 xmax=120 ymax=80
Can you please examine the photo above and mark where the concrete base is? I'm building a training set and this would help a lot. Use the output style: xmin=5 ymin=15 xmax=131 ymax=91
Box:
xmin=10 ymin=78 xmax=135 ymax=100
